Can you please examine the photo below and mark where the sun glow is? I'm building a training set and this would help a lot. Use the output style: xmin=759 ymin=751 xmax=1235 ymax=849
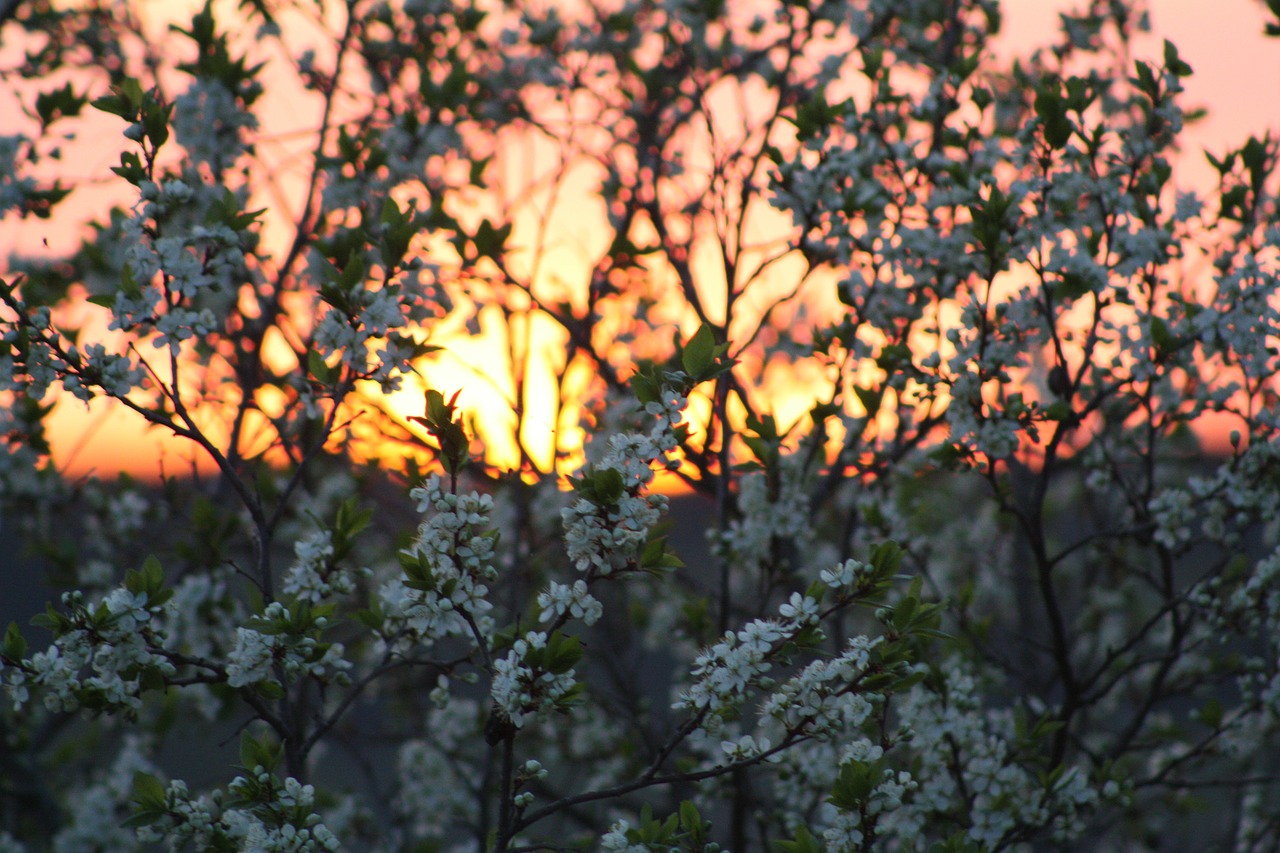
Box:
xmin=10 ymin=1 xmax=1278 ymax=492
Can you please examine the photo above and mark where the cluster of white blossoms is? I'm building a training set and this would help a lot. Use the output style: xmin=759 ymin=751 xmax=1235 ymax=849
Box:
xmin=104 ymin=176 xmax=247 ymax=354
xmin=6 ymin=0 xmax=1278 ymax=849
xmin=172 ymin=78 xmax=259 ymax=175
xmin=936 ymin=285 xmax=1054 ymax=459
xmin=136 ymin=774 xmax=340 ymax=853
xmin=599 ymin=819 xmax=647 ymax=853
xmin=1192 ymin=546 xmax=1280 ymax=723
xmin=379 ymin=477 xmax=499 ymax=649
xmin=561 ymin=386 xmax=685 ymax=575
xmin=0 ymin=308 xmax=55 ymax=400
xmin=490 ymin=631 xmax=578 ymax=729
xmin=225 ymin=602 xmax=351 ymax=689
xmin=59 ymin=342 xmax=147 ymax=401
xmin=162 ymin=569 xmax=238 ymax=657
xmin=44 ymin=736 xmax=160 ymax=853
xmin=821 ymin=766 xmax=918 ymax=851
xmin=1198 ymin=256 xmax=1280 ymax=386
xmin=537 ymin=579 xmax=603 ymax=625
xmin=676 ymin=592 xmax=822 ymax=718
xmin=561 ymin=488 xmax=666 ymax=575
xmin=282 ymin=530 xmax=359 ymax=604
xmin=1215 ymin=548 xmax=1280 ymax=637
xmin=312 ymin=283 xmax=409 ymax=375
xmin=819 ymin=557 xmax=876 ymax=596
xmin=714 ymin=732 xmax=769 ymax=762
xmin=1150 ymin=441 xmax=1280 ymax=550
xmin=899 ymin=669 xmax=1101 ymax=848
xmin=394 ymin=696 xmax=486 ymax=845
xmin=0 ymin=134 xmax=37 ymax=215
xmin=1 ymin=587 xmax=175 ymax=714
xmin=713 ymin=453 xmax=814 ymax=577
xmin=4 ymin=290 xmax=152 ymax=416
xmin=760 ymin=635 xmax=881 ymax=741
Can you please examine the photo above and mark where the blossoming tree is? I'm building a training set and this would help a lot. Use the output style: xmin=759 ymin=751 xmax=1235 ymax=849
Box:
xmin=1 ymin=0 xmax=1279 ymax=850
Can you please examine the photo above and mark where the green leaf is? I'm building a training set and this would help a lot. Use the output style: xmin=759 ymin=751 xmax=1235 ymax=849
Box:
xmin=130 ymin=771 xmax=167 ymax=810
xmin=628 ymin=361 xmax=665 ymax=405
xmin=678 ymin=800 xmax=701 ymax=834
xmin=3 ymin=622 xmax=27 ymax=661
xmin=91 ymin=78 xmax=144 ymax=120
xmin=355 ymin=603 xmax=384 ymax=631
xmin=681 ymin=323 xmax=716 ymax=377
xmin=110 ymin=151 xmax=147 ymax=186
xmin=1044 ymin=401 xmax=1074 ymax=422
xmin=787 ymin=89 xmax=845 ymax=141
xmin=472 ymin=218 xmax=512 ymax=261
xmin=544 ymin=632 xmax=583 ymax=674
xmin=143 ymin=554 xmax=164 ymax=589
xmin=239 ymin=731 xmax=281 ymax=773
xmin=35 ymin=83 xmax=87 ymax=128
xmin=380 ymin=198 xmax=417 ymax=268
xmin=338 ymin=254 xmax=367 ymax=292
xmin=1132 ymin=60 xmax=1159 ymax=99
xmin=571 ymin=465 xmax=626 ymax=506
xmin=120 ymin=810 xmax=166 ymax=829
xmin=1198 ymin=698 xmax=1224 ymax=729
xmin=892 ymin=595 xmax=918 ymax=632
xmin=1163 ymin=39 xmax=1193 ymax=77
xmin=828 ymin=759 xmax=881 ymax=811
xmin=408 ymin=388 xmax=470 ymax=474
xmin=141 ymin=97 xmax=173 ymax=149
xmin=307 ymin=349 xmax=338 ymax=384
xmin=1149 ymin=316 xmax=1173 ymax=357
xmin=1034 ymin=83 xmax=1072 ymax=149
xmin=777 ymin=826 xmax=824 ymax=853
xmin=929 ymin=833 xmax=985 ymax=853
xmin=853 ymin=383 xmax=883 ymax=416
xmin=869 ymin=541 xmax=903 ymax=576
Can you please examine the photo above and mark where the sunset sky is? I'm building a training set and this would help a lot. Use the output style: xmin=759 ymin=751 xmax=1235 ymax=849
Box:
xmin=9 ymin=0 xmax=1279 ymax=481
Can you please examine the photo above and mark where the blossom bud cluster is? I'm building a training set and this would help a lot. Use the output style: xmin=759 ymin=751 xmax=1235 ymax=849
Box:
xmin=45 ymin=735 xmax=160 ymax=853
xmin=137 ymin=775 xmax=340 ymax=852
xmin=713 ymin=453 xmax=813 ymax=576
xmin=0 ymin=134 xmax=37 ymax=216
xmin=312 ymin=283 xmax=413 ymax=391
xmin=821 ymin=765 xmax=918 ymax=851
xmin=225 ymin=603 xmax=351 ymax=689
xmin=107 ymin=180 xmax=247 ymax=354
xmin=381 ymin=479 xmax=496 ymax=637
xmin=561 ymin=387 xmax=686 ymax=574
xmin=1 ymin=588 xmax=175 ymax=714
xmin=599 ymin=820 xmax=647 ymax=853
xmin=561 ymin=489 xmax=665 ymax=575
xmin=59 ymin=343 xmax=147 ymax=401
xmin=676 ymin=592 xmax=821 ymax=715
xmin=379 ymin=477 xmax=499 ymax=648
xmin=490 ymin=631 xmax=578 ymax=729
xmin=394 ymin=696 xmax=486 ymax=842
xmin=899 ymin=669 xmax=1100 ymax=848
xmin=819 ymin=558 xmax=874 ymax=592
xmin=1192 ymin=546 xmax=1280 ymax=717
xmin=172 ymin=79 xmax=260 ymax=174
xmin=760 ymin=635 xmax=881 ymax=741
xmin=281 ymin=531 xmax=356 ymax=604
xmin=1150 ymin=442 xmax=1280 ymax=550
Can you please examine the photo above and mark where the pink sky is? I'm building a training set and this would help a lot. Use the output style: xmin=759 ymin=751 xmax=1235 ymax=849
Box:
xmin=10 ymin=0 xmax=1279 ymax=480
xmin=1003 ymin=0 xmax=1280 ymax=179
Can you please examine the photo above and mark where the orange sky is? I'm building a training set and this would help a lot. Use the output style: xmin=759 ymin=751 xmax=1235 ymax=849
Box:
xmin=6 ymin=0 xmax=1278 ymax=481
